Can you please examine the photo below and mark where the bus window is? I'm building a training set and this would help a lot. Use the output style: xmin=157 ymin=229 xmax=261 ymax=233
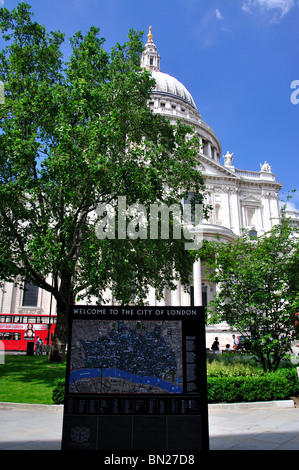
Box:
xmin=0 ymin=316 xmax=5 ymax=323
xmin=13 ymin=333 xmax=21 ymax=341
xmin=0 ymin=333 xmax=3 ymax=340
xmin=4 ymin=333 xmax=12 ymax=340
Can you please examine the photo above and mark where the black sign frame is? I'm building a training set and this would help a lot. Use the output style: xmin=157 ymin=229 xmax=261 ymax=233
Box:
xmin=61 ymin=305 xmax=209 ymax=451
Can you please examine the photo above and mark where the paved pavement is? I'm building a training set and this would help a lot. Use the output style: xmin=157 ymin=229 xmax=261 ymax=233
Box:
xmin=209 ymin=400 xmax=299 ymax=450
xmin=0 ymin=400 xmax=298 ymax=451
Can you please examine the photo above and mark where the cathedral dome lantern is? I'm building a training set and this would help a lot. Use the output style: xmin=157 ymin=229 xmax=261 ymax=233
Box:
xmin=141 ymin=27 xmax=221 ymax=161
xmin=140 ymin=26 xmax=161 ymax=72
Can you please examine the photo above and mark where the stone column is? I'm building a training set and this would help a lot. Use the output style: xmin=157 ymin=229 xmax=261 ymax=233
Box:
xmin=181 ymin=287 xmax=190 ymax=307
xmin=207 ymin=142 xmax=212 ymax=159
xmin=156 ymin=288 xmax=166 ymax=306
xmin=171 ymin=279 xmax=181 ymax=306
xmin=199 ymin=137 xmax=203 ymax=153
xmin=1 ymin=282 xmax=13 ymax=313
xmin=193 ymin=259 xmax=202 ymax=306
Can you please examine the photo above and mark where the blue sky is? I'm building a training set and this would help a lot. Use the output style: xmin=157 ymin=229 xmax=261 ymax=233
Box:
xmin=1 ymin=0 xmax=298 ymax=210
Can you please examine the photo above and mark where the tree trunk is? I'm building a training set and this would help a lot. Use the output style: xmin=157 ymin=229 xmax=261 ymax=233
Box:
xmin=48 ymin=274 xmax=74 ymax=362
xmin=49 ymin=301 xmax=69 ymax=362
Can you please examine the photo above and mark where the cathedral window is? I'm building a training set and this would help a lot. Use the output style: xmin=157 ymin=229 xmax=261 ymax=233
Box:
xmin=247 ymin=208 xmax=255 ymax=226
xmin=22 ymin=281 xmax=39 ymax=307
xmin=215 ymin=204 xmax=221 ymax=221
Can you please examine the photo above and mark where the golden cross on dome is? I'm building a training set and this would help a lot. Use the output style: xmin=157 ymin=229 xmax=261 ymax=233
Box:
xmin=147 ymin=26 xmax=153 ymax=43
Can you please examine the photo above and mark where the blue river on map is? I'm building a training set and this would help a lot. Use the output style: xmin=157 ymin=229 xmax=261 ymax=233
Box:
xmin=69 ymin=368 xmax=183 ymax=393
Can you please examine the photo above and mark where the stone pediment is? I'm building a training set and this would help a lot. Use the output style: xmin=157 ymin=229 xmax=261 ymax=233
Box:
xmin=198 ymin=155 xmax=239 ymax=179
xmin=240 ymin=194 xmax=262 ymax=205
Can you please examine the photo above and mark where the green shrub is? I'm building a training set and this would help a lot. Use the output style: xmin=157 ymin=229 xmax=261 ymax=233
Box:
xmin=52 ymin=379 xmax=65 ymax=404
xmin=207 ymin=358 xmax=263 ymax=377
xmin=207 ymin=368 xmax=299 ymax=403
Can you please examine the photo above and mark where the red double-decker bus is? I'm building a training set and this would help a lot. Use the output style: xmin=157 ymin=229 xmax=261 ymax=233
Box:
xmin=0 ymin=313 xmax=56 ymax=352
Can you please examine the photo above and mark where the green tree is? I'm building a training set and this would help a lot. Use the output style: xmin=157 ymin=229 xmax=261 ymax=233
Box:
xmin=200 ymin=216 xmax=299 ymax=372
xmin=0 ymin=3 xmax=207 ymax=361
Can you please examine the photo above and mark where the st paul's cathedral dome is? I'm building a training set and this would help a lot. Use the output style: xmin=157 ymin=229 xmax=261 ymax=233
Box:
xmin=141 ymin=26 xmax=222 ymax=165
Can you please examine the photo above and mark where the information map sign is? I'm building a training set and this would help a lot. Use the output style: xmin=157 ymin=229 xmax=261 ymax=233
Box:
xmin=61 ymin=306 xmax=209 ymax=451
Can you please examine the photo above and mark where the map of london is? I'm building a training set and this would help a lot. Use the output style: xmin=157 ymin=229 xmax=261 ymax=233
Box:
xmin=69 ymin=320 xmax=183 ymax=394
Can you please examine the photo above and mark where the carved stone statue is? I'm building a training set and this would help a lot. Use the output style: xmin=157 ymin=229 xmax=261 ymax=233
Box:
xmin=224 ymin=151 xmax=233 ymax=167
xmin=260 ymin=161 xmax=272 ymax=172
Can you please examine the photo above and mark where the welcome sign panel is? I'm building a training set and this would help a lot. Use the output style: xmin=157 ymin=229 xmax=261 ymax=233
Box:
xmin=62 ymin=306 xmax=209 ymax=451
